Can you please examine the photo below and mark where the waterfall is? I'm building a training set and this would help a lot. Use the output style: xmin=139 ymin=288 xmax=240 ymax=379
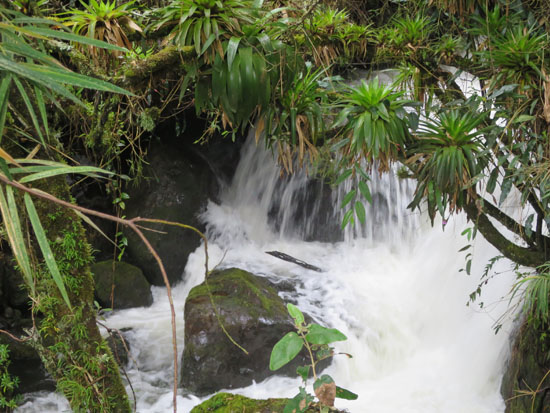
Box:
xmin=17 ymin=133 xmax=517 ymax=413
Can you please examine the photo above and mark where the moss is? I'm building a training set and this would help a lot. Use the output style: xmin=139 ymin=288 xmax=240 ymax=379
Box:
xmin=190 ymin=392 xmax=288 ymax=413
xmin=28 ymin=175 xmax=131 ymax=412
xmin=119 ymin=45 xmax=195 ymax=85
xmin=187 ymin=268 xmax=286 ymax=319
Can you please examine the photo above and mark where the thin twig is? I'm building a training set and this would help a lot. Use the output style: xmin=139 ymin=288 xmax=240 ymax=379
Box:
xmin=0 ymin=329 xmax=31 ymax=343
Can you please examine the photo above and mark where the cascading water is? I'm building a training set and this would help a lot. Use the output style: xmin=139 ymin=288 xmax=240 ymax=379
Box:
xmin=17 ymin=133 xmax=517 ymax=413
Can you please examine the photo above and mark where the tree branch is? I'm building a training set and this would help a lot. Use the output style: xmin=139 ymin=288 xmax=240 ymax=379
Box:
xmin=463 ymin=199 xmax=548 ymax=268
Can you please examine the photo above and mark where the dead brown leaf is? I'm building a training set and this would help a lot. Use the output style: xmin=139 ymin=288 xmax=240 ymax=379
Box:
xmin=314 ymin=381 xmax=336 ymax=407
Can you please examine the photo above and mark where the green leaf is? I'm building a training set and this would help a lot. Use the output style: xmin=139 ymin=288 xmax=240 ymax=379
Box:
xmin=0 ymin=187 xmax=34 ymax=295
xmin=269 ymin=332 xmax=303 ymax=371
xmin=0 ymin=74 xmax=11 ymax=142
xmin=284 ymin=388 xmax=311 ymax=413
xmin=24 ymin=193 xmax=72 ymax=310
xmin=341 ymin=208 xmax=354 ymax=229
xmin=306 ymin=324 xmax=347 ymax=345
xmin=486 ymin=168 xmax=498 ymax=194
xmin=19 ymin=165 xmax=113 ymax=183
xmin=287 ymin=303 xmax=304 ymax=325
xmin=227 ymin=36 xmax=241 ymax=71
xmin=335 ymin=386 xmax=358 ymax=400
xmin=296 ymin=365 xmax=310 ymax=381
xmin=13 ymin=77 xmax=46 ymax=147
xmin=334 ymin=169 xmax=352 ymax=185
xmin=358 ymin=180 xmax=372 ymax=203
xmin=512 ymin=114 xmax=535 ymax=124
xmin=18 ymin=26 xmax=128 ymax=52
xmin=341 ymin=189 xmax=356 ymax=208
xmin=499 ymin=176 xmax=513 ymax=205
xmin=355 ymin=200 xmax=366 ymax=224
xmin=0 ymin=159 xmax=12 ymax=180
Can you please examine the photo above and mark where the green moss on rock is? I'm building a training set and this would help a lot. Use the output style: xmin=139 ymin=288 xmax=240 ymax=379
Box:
xmin=190 ymin=392 xmax=287 ymax=412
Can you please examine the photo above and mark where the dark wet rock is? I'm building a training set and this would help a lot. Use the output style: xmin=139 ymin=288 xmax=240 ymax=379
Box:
xmin=3 ymin=262 xmax=29 ymax=311
xmin=123 ymin=141 xmax=216 ymax=286
xmin=91 ymin=260 xmax=153 ymax=309
xmin=181 ymin=267 xmax=328 ymax=396
xmin=106 ymin=329 xmax=132 ymax=367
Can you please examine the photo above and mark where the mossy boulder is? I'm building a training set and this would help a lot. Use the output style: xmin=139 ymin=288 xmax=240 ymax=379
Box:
xmin=190 ymin=392 xmax=348 ymax=412
xmin=182 ymin=268 xmax=323 ymax=395
xmin=190 ymin=392 xmax=287 ymax=412
xmin=91 ymin=260 xmax=153 ymax=309
xmin=501 ymin=318 xmax=550 ymax=413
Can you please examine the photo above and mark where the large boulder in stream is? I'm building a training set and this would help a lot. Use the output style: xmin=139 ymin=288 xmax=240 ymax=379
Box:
xmin=182 ymin=267 xmax=325 ymax=395
xmin=91 ymin=260 xmax=153 ymax=309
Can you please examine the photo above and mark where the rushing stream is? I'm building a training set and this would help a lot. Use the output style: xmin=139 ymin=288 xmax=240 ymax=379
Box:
xmin=17 ymin=134 xmax=518 ymax=412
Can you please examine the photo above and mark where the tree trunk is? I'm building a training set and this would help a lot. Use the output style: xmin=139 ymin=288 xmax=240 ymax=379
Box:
xmin=30 ymin=176 xmax=131 ymax=412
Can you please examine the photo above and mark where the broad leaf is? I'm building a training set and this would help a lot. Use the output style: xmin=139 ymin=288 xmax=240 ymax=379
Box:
xmin=270 ymin=332 xmax=303 ymax=371
xmin=306 ymin=324 xmax=347 ymax=345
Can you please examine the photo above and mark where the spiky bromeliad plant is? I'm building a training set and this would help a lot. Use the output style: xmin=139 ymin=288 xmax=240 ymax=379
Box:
xmin=483 ymin=24 xmax=549 ymax=93
xmin=407 ymin=109 xmax=489 ymax=221
xmin=333 ymin=78 xmax=414 ymax=172
xmin=302 ymin=7 xmax=370 ymax=66
xmin=62 ymin=0 xmax=142 ymax=64
xmin=154 ymin=0 xmax=257 ymax=59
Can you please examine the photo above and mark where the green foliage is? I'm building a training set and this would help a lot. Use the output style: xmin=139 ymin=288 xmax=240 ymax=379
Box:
xmin=154 ymin=0 xmax=258 ymax=58
xmin=270 ymin=303 xmax=357 ymax=412
xmin=301 ymin=7 xmax=370 ymax=65
xmin=266 ymin=64 xmax=327 ymax=171
xmin=484 ymin=24 xmax=549 ymax=91
xmin=512 ymin=263 xmax=550 ymax=325
xmin=61 ymin=0 xmax=142 ymax=64
xmin=408 ymin=109 xmax=489 ymax=220
xmin=0 ymin=345 xmax=20 ymax=411
xmin=333 ymin=78 xmax=414 ymax=172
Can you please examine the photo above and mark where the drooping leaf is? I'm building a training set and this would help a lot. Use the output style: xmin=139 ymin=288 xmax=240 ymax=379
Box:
xmin=335 ymin=386 xmax=359 ymax=400
xmin=227 ymin=36 xmax=241 ymax=70
xmin=0 ymin=187 xmax=34 ymax=294
xmin=355 ymin=200 xmax=366 ymax=224
xmin=358 ymin=180 xmax=372 ymax=203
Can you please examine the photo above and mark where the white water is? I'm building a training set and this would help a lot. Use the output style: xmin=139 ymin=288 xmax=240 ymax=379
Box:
xmin=17 ymin=135 xmax=518 ymax=413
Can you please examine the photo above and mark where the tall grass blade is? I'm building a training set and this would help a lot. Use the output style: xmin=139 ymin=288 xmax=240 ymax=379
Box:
xmin=24 ymin=193 xmax=72 ymax=310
